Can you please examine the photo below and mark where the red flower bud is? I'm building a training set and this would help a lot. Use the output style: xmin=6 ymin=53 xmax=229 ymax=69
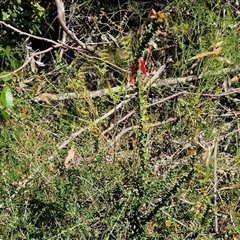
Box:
xmin=128 ymin=65 xmax=137 ymax=85
xmin=139 ymin=58 xmax=149 ymax=78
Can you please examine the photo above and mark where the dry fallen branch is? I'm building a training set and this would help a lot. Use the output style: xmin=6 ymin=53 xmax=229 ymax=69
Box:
xmin=155 ymin=64 xmax=240 ymax=86
xmin=33 ymin=86 xmax=129 ymax=102
xmin=33 ymin=84 xmax=240 ymax=104
xmin=145 ymin=65 xmax=166 ymax=88
xmin=33 ymin=65 xmax=240 ymax=102
xmin=32 ymin=65 xmax=165 ymax=102
xmin=33 ymin=65 xmax=166 ymax=102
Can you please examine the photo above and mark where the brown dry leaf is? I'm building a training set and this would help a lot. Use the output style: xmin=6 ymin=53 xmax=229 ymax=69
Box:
xmin=230 ymin=73 xmax=240 ymax=83
xmin=214 ymin=41 xmax=223 ymax=48
xmin=201 ymin=149 xmax=209 ymax=161
xmin=64 ymin=146 xmax=75 ymax=169
xmin=212 ymin=47 xmax=223 ymax=55
xmin=188 ymin=147 xmax=196 ymax=156
xmin=40 ymin=93 xmax=53 ymax=104
xmin=189 ymin=47 xmax=223 ymax=60
xmin=36 ymin=81 xmax=46 ymax=95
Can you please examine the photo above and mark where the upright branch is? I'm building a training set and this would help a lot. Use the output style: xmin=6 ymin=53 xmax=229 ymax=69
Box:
xmin=132 ymin=9 xmax=168 ymax=201
xmin=133 ymin=10 xmax=168 ymax=171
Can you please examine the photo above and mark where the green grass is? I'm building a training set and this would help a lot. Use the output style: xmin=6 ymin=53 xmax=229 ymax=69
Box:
xmin=0 ymin=0 xmax=240 ymax=239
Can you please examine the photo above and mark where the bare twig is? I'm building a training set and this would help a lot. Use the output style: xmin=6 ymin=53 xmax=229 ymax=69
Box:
xmin=218 ymin=128 xmax=240 ymax=141
xmin=60 ymin=44 xmax=127 ymax=73
xmin=102 ymin=110 xmax=135 ymax=135
xmin=219 ymin=184 xmax=240 ymax=191
xmin=0 ymin=20 xmax=60 ymax=46
xmin=0 ymin=18 xmax=99 ymax=80
xmin=148 ymin=91 xmax=187 ymax=107
xmin=0 ymin=20 xmax=66 ymax=79
xmin=109 ymin=117 xmax=177 ymax=147
xmin=103 ymin=88 xmax=182 ymax=146
xmin=57 ymin=0 xmax=66 ymax=58
xmin=40 ymin=88 xmax=180 ymax=154
xmin=0 ymin=47 xmax=57 ymax=79
xmin=1 ymin=19 xmax=121 ymax=73
xmin=155 ymin=64 xmax=240 ymax=85
xmin=33 ymin=92 xmax=78 ymax=102
xmin=0 ymin=20 xmax=127 ymax=81
xmin=157 ymin=75 xmax=199 ymax=85
xmin=150 ymin=65 xmax=166 ymax=83
xmin=33 ymin=85 xmax=130 ymax=102
xmin=161 ymin=209 xmax=190 ymax=229
xmin=48 ymin=93 xmax=136 ymax=160
xmin=110 ymin=125 xmax=139 ymax=147
xmin=54 ymin=0 xmax=95 ymax=52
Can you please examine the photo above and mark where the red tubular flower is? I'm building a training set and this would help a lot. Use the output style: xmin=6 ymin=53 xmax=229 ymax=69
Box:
xmin=128 ymin=59 xmax=149 ymax=85
xmin=128 ymin=65 xmax=137 ymax=85
xmin=139 ymin=58 xmax=149 ymax=78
